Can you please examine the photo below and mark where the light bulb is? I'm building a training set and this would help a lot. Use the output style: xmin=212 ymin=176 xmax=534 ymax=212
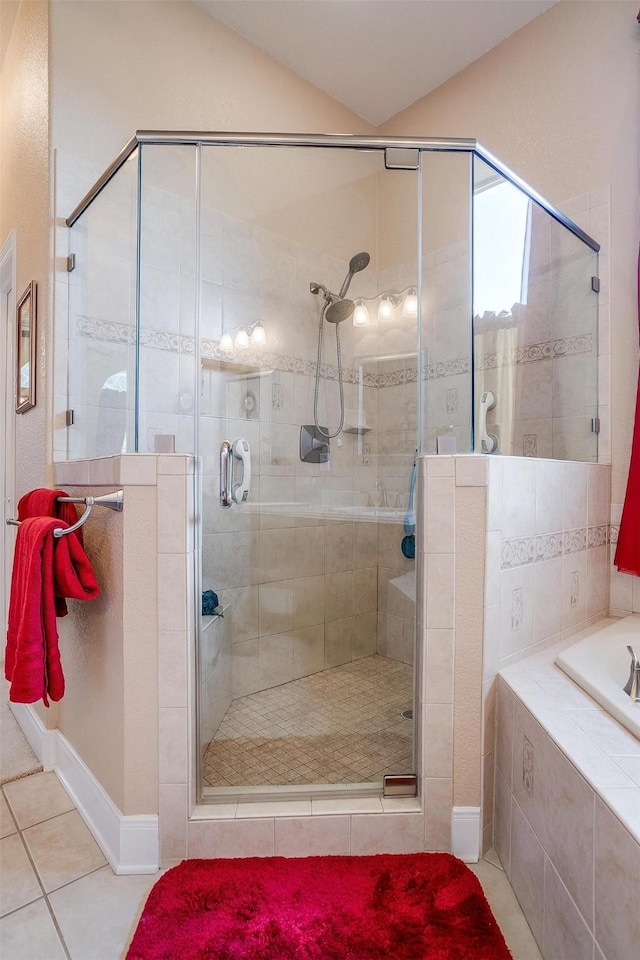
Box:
xmin=220 ymin=332 xmax=233 ymax=354
xmin=378 ymin=296 xmax=394 ymax=322
xmin=403 ymin=289 xmax=418 ymax=318
xmin=235 ymin=327 xmax=249 ymax=349
xmin=352 ymin=300 xmax=370 ymax=327
xmin=251 ymin=322 xmax=266 ymax=345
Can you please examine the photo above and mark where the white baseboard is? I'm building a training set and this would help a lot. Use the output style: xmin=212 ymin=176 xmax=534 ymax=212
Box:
xmin=451 ymin=806 xmax=481 ymax=862
xmin=9 ymin=702 xmax=57 ymax=769
xmin=9 ymin=704 xmax=158 ymax=875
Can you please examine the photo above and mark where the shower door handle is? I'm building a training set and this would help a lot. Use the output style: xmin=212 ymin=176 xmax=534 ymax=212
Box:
xmin=231 ymin=437 xmax=251 ymax=503
xmin=220 ymin=440 xmax=233 ymax=507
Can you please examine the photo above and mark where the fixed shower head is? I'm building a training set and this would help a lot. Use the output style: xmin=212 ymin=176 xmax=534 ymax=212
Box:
xmin=325 ymin=298 xmax=354 ymax=324
xmin=339 ymin=251 xmax=371 ymax=298
xmin=310 ymin=281 xmax=353 ymax=321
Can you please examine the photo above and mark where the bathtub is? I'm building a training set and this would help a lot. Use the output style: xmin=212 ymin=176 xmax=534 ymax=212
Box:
xmin=556 ymin=614 xmax=640 ymax=740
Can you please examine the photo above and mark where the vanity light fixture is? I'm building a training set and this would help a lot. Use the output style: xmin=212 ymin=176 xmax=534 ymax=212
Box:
xmin=378 ymin=296 xmax=395 ymax=322
xmin=250 ymin=321 xmax=266 ymax=345
xmin=220 ymin=332 xmax=234 ymax=354
xmin=234 ymin=326 xmax=250 ymax=349
xmin=351 ymin=287 xmax=418 ymax=327
xmin=353 ymin=300 xmax=370 ymax=327
xmin=219 ymin=321 xmax=267 ymax=355
xmin=402 ymin=288 xmax=418 ymax=318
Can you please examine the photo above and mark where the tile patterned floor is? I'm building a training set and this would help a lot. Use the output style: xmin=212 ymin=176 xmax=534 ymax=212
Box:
xmin=0 ymin=769 xmax=542 ymax=959
xmin=203 ymin=655 xmax=414 ymax=788
xmin=0 ymin=772 xmax=157 ymax=960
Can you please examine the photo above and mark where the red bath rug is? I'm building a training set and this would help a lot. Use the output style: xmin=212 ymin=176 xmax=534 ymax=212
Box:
xmin=126 ymin=852 xmax=512 ymax=960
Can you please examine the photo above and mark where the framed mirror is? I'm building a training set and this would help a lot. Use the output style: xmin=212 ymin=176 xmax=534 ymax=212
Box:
xmin=16 ymin=281 xmax=36 ymax=414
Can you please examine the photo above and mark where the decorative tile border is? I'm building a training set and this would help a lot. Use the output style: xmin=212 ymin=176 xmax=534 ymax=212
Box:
xmin=78 ymin=317 xmax=133 ymax=344
xmin=564 ymin=528 xmax=588 ymax=555
xmin=423 ymin=359 xmax=470 ymax=381
xmin=75 ymin=317 xmax=469 ymax=387
xmin=501 ymin=524 xmax=610 ymax=569
xmin=377 ymin=367 xmax=419 ymax=387
xmin=77 ymin=317 xmax=592 ymax=392
xmin=476 ymin=334 xmax=592 ymax=371
xmin=587 ymin=525 xmax=609 ymax=549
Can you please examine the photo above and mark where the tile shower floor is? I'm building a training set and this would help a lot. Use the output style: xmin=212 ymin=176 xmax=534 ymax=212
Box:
xmin=203 ymin=655 xmax=414 ymax=788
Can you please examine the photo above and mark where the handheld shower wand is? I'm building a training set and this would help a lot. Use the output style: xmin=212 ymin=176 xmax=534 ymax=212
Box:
xmin=338 ymin=251 xmax=371 ymax=298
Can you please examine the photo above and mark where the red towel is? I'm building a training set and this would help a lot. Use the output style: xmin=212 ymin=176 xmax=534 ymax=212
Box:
xmin=5 ymin=518 xmax=63 ymax=705
xmin=17 ymin=488 xmax=83 ymax=544
xmin=4 ymin=517 xmax=100 ymax=705
xmin=17 ymin=488 xmax=82 ymax=616
xmin=52 ymin=523 xmax=100 ymax=607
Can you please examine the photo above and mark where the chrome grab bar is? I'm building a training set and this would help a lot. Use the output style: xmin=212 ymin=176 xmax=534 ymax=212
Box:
xmin=220 ymin=440 xmax=233 ymax=508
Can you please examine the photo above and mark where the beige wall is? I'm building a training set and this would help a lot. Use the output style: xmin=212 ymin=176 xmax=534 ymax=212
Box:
xmin=1 ymin=0 xmax=51 ymax=731
xmin=380 ymin=0 xmax=639 ymax=505
xmin=49 ymin=0 xmax=373 ymax=181
xmin=0 ymin=0 xmax=50 ymax=497
xmin=55 ymin=489 xmax=127 ymax=811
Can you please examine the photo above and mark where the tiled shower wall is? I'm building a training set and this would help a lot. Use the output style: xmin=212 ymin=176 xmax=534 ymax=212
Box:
xmin=194 ymin=218 xmax=412 ymax=700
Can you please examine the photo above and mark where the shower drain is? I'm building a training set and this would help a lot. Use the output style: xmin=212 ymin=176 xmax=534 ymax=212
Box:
xmin=401 ymin=708 xmax=413 ymax=720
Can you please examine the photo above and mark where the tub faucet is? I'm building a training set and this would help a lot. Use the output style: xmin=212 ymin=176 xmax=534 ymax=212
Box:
xmin=623 ymin=646 xmax=640 ymax=702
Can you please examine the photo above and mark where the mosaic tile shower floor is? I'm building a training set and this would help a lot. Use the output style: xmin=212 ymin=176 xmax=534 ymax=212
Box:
xmin=203 ymin=655 xmax=414 ymax=788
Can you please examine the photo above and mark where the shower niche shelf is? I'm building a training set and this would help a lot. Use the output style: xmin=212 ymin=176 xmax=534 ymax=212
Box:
xmin=202 ymin=357 xmax=271 ymax=376
xmin=343 ymin=409 xmax=371 ymax=435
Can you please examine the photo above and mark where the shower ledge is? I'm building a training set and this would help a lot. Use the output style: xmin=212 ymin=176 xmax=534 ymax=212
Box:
xmin=246 ymin=502 xmax=405 ymax=523
xmin=389 ymin=572 xmax=416 ymax=604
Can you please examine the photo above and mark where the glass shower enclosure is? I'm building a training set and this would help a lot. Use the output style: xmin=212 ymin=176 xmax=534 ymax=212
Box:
xmin=62 ymin=133 xmax=599 ymax=805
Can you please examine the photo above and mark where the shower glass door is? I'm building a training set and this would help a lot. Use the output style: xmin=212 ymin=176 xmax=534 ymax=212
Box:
xmin=197 ymin=144 xmax=420 ymax=800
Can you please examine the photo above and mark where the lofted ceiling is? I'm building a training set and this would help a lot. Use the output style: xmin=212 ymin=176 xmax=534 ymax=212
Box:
xmin=195 ymin=0 xmax=556 ymax=125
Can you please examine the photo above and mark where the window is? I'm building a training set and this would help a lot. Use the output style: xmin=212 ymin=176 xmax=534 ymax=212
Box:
xmin=473 ymin=177 xmax=531 ymax=317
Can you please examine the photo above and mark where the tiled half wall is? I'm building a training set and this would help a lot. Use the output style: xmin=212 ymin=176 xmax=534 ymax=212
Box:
xmin=482 ymin=455 xmax=612 ymax=853
xmin=419 ymin=453 xmax=612 ymax=858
